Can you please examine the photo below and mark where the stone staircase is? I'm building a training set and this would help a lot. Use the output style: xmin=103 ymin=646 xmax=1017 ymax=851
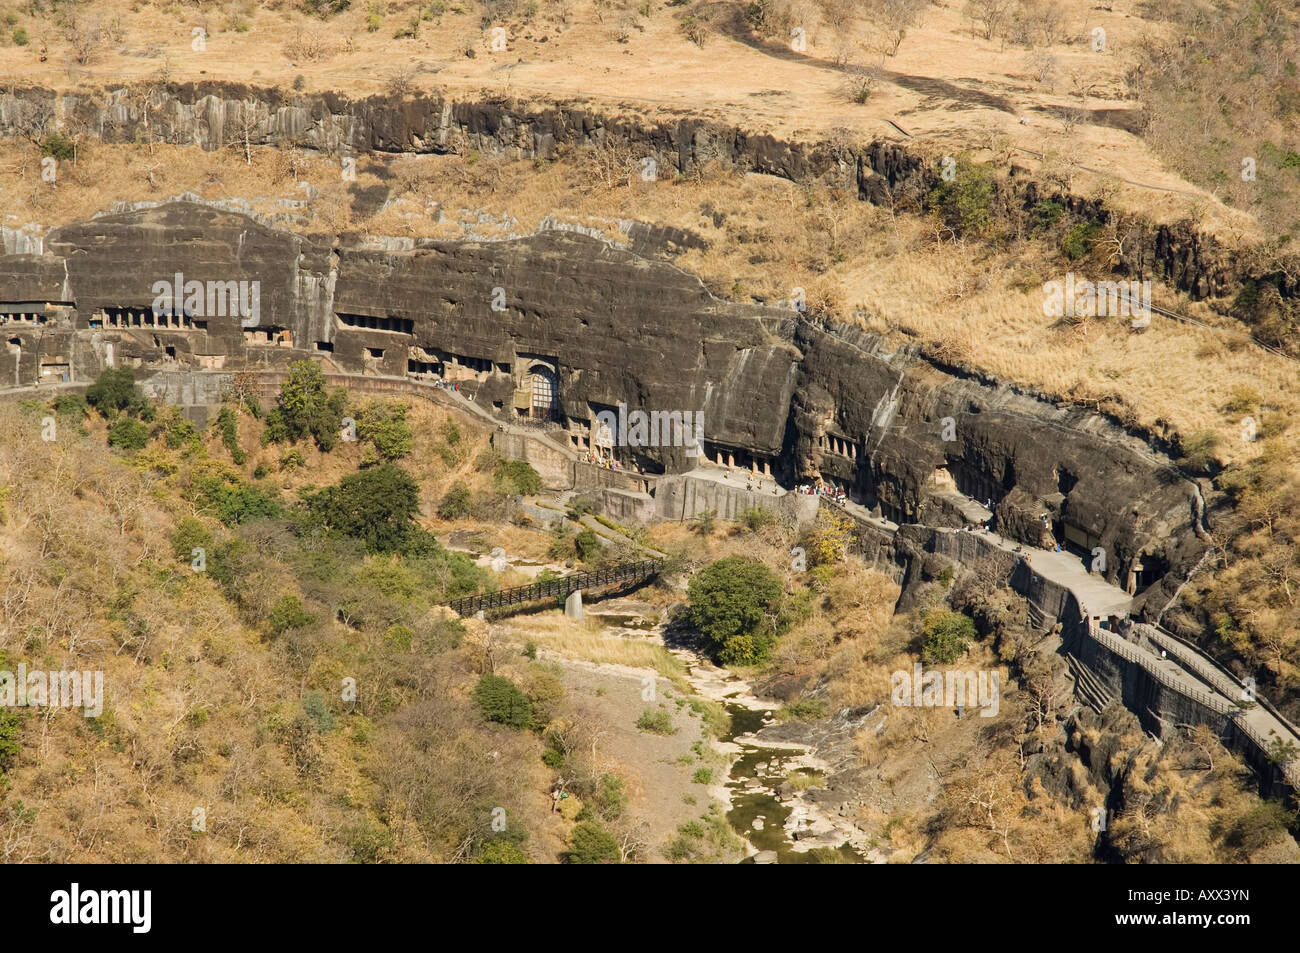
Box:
xmin=1065 ymin=652 xmax=1115 ymax=714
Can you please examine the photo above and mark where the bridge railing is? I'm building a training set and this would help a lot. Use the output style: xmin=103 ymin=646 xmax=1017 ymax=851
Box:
xmin=1143 ymin=623 xmax=1300 ymax=743
xmin=1085 ymin=620 xmax=1237 ymax=717
xmin=446 ymin=559 xmax=663 ymax=617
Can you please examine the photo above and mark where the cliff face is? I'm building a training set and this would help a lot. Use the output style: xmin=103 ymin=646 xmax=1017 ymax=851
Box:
xmin=0 ymin=82 xmax=1263 ymax=302
xmin=0 ymin=200 xmax=1207 ymax=614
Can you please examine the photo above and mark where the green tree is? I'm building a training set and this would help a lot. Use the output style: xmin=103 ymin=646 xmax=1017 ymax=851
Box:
xmin=927 ymin=154 xmax=994 ymax=237
xmin=171 ymin=517 xmax=213 ymax=563
xmin=477 ymin=840 xmax=530 ymax=864
xmin=686 ymin=556 xmax=784 ymax=665
xmin=193 ymin=472 xmax=282 ymax=526
xmin=574 ymin=528 xmax=601 ymax=562
xmin=87 ymin=367 xmax=146 ymax=419
xmin=0 ymin=708 xmax=19 ymax=776
xmin=163 ymin=409 xmax=202 ymax=452
xmin=566 ymin=821 xmax=620 ymax=864
xmin=473 ymin=674 xmax=533 ymax=729
xmin=267 ymin=360 xmax=348 ymax=451
xmin=436 ymin=482 xmax=472 ymax=520
xmin=301 ymin=691 xmax=336 ymax=732
xmin=310 ymin=463 xmax=421 ymax=552
xmin=921 ymin=609 xmax=976 ymax=664
xmin=493 ymin=459 xmax=543 ymax=496
xmin=215 ymin=406 xmax=246 ymax=463
xmin=590 ymin=773 xmax=628 ymax=821
xmin=357 ymin=400 xmax=414 ymax=461
xmin=107 ymin=417 xmax=149 ymax=451
xmin=268 ymin=595 xmax=316 ymax=636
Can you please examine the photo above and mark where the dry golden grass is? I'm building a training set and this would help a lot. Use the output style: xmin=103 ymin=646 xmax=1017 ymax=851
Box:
xmin=3 ymin=110 xmax=1292 ymax=462
xmin=0 ymin=0 xmax=1248 ymax=239
xmin=496 ymin=613 xmax=689 ymax=684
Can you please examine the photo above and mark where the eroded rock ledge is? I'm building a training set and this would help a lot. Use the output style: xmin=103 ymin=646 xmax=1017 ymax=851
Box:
xmin=0 ymin=82 xmax=1273 ymax=301
xmin=0 ymin=200 xmax=1210 ymax=619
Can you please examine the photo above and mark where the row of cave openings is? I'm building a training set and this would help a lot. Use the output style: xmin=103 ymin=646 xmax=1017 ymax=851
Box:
xmin=3 ymin=302 xmax=1170 ymax=594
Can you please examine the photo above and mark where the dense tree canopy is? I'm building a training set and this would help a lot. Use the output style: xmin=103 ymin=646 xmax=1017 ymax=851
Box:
xmin=310 ymin=462 xmax=421 ymax=552
xmin=687 ymin=556 xmax=784 ymax=665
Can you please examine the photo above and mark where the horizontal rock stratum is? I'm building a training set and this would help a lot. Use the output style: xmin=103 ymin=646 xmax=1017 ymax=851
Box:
xmin=0 ymin=200 xmax=1209 ymax=617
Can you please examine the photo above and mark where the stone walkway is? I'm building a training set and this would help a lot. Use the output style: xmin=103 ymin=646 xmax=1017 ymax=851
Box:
xmin=823 ymin=495 xmax=1300 ymax=784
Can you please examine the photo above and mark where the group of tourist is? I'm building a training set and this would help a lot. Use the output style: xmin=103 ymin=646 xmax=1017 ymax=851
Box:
xmin=583 ymin=450 xmax=622 ymax=470
xmin=794 ymin=482 xmax=848 ymax=504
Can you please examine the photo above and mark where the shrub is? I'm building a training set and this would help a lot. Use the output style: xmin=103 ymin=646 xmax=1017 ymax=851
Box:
xmin=13 ymin=27 xmax=28 ymax=46
xmin=780 ymin=697 xmax=828 ymax=720
xmin=39 ymin=131 xmax=76 ymax=160
xmin=171 ymin=517 xmax=213 ymax=563
xmin=163 ymin=410 xmax=201 ymax=452
xmin=267 ymin=360 xmax=347 ymax=451
xmin=356 ymin=400 xmax=414 ymax=461
xmin=86 ymin=367 xmax=145 ymax=418
xmin=691 ymin=767 xmax=713 ymax=784
xmin=52 ymin=393 xmax=86 ymax=419
xmin=1029 ymin=199 xmax=1064 ymax=234
xmin=341 ymin=820 xmax=394 ymax=862
xmin=574 ymin=529 xmax=602 ymax=562
xmin=686 ymin=556 xmax=784 ymax=664
xmin=303 ymin=0 xmax=351 ymax=14
xmin=301 ymin=691 xmax=336 ymax=732
xmin=1177 ymin=430 xmax=1221 ymax=474
xmin=268 ymin=595 xmax=316 ymax=636
xmin=1223 ymin=385 xmax=1262 ymax=415
xmin=591 ymin=773 xmax=627 ymax=820
xmin=801 ymin=508 xmax=856 ymax=567
xmin=927 ymin=154 xmax=994 ymax=236
xmin=279 ymin=448 xmax=305 ymax=471
xmin=436 ymin=482 xmax=472 ymax=520
xmin=1060 ymin=221 xmax=1103 ymax=261
xmin=216 ymin=406 xmax=246 ymax=463
xmin=309 ymin=463 xmax=421 ymax=552
xmin=0 ymin=705 xmax=20 ymax=777
xmin=473 ymin=674 xmax=533 ymax=729
xmin=921 ymin=609 xmax=976 ymax=664
xmin=493 ymin=459 xmax=543 ymax=496
xmin=1220 ymin=800 xmax=1294 ymax=854
xmin=636 ymin=708 xmax=675 ymax=735
xmin=566 ymin=821 xmax=620 ymax=864
xmin=740 ymin=505 xmax=774 ymax=532
xmin=107 ymin=417 xmax=149 ymax=450
xmin=194 ymin=472 xmax=282 ymax=526
xmin=477 ymin=840 xmax=529 ymax=863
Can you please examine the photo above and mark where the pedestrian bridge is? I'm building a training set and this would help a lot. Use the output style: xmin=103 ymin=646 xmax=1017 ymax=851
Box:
xmin=445 ymin=559 xmax=663 ymax=617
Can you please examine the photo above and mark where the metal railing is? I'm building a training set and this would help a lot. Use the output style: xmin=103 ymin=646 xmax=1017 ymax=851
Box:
xmin=1143 ymin=623 xmax=1300 ymax=741
xmin=1085 ymin=620 xmax=1236 ymax=716
xmin=445 ymin=559 xmax=663 ymax=617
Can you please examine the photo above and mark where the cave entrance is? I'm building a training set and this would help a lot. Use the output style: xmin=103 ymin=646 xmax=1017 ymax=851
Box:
xmin=1061 ymin=522 xmax=1101 ymax=566
xmin=1132 ymin=554 xmax=1169 ymax=594
xmin=523 ymin=364 xmax=559 ymax=420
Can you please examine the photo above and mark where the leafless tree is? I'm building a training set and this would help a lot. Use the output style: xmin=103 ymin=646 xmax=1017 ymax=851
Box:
xmin=866 ymin=0 xmax=927 ymax=56
xmin=965 ymin=0 xmax=1012 ymax=41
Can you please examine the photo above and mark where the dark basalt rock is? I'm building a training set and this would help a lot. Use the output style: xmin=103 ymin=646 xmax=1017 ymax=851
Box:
xmin=0 ymin=200 xmax=1209 ymax=617
xmin=0 ymin=82 xmax=1271 ymax=302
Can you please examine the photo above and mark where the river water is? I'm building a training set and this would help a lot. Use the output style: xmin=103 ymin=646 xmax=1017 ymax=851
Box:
xmin=593 ymin=604 xmax=868 ymax=863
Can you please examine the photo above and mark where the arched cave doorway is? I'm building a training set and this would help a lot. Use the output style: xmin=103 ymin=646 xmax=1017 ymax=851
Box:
xmin=525 ymin=363 xmax=559 ymax=420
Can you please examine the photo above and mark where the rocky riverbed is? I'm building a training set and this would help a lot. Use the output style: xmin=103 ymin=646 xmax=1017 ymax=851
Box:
xmin=591 ymin=600 xmax=887 ymax=863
